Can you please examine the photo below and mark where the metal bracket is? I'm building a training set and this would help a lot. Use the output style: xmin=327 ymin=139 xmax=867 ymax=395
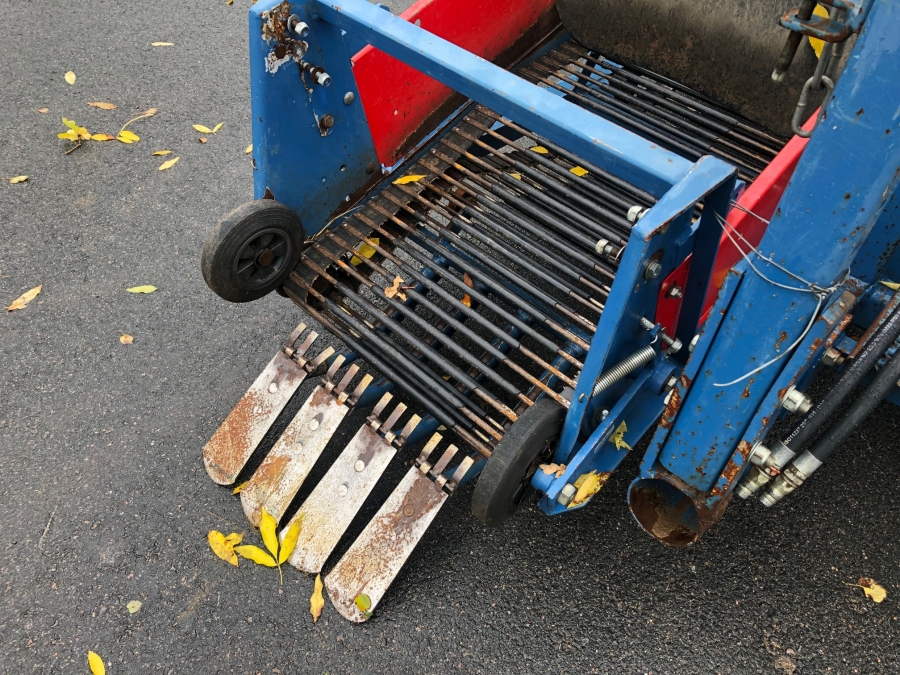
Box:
xmin=779 ymin=0 xmax=872 ymax=42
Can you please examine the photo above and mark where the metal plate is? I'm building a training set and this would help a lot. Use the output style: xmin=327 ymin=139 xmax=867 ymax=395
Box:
xmin=203 ymin=351 xmax=307 ymax=485
xmin=284 ymin=423 xmax=397 ymax=574
xmin=324 ymin=466 xmax=448 ymax=622
xmin=240 ymin=386 xmax=350 ymax=527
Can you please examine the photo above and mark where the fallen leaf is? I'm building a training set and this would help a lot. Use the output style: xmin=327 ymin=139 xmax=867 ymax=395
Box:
xmin=278 ymin=514 xmax=303 ymax=564
xmin=461 ymin=272 xmax=473 ymax=307
xmin=212 ymin=122 xmax=223 ymax=133
xmin=227 ymin=0 xmax=234 ymax=4
xmin=610 ymin=420 xmax=632 ymax=451
xmin=808 ymin=5 xmax=831 ymax=58
xmin=127 ymin=285 xmax=157 ymax=293
xmin=119 ymin=334 xmax=134 ymax=345
xmin=568 ymin=470 xmax=610 ymax=508
xmin=61 ymin=117 xmax=91 ymax=140
xmin=351 ymin=238 xmax=379 ymax=266
xmin=158 ymin=157 xmax=180 ymax=171
xmin=355 ymin=594 xmax=372 ymax=612
xmin=232 ymin=481 xmax=247 ymax=494
xmin=7 ymin=285 xmax=42 ymax=312
xmin=530 ymin=145 xmax=549 ymax=154
xmin=310 ymin=574 xmax=325 ymax=623
xmin=9 ymin=175 xmax=28 ymax=184
xmin=393 ymin=174 xmax=425 ymax=185
xmin=224 ymin=532 xmax=243 ymax=546
xmin=87 ymin=101 xmax=117 ymax=110
xmin=37 ymin=107 xmax=49 ymax=113
xmin=234 ymin=544 xmax=277 ymax=567
xmin=245 ymin=143 xmax=253 ymax=154
xmin=152 ymin=150 xmax=171 ymax=156
xmin=859 ymin=577 xmax=887 ymax=603
xmin=117 ymin=130 xmax=140 ymax=144
xmin=126 ymin=600 xmax=142 ymax=614
xmin=569 ymin=165 xmax=589 ymax=177
xmin=64 ymin=71 xmax=76 ymax=85
xmin=193 ymin=124 xmax=213 ymax=134
xmin=539 ymin=463 xmax=566 ymax=478
xmin=508 ymin=172 xmax=522 ymax=180
xmin=87 ymin=651 xmax=105 ymax=675
xmin=880 ymin=281 xmax=900 ymax=291
xmin=91 ymin=133 xmax=114 ymax=141
xmin=259 ymin=507 xmax=279 ymax=558
xmin=384 ymin=275 xmax=406 ymax=301
xmin=208 ymin=530 xmax=239 ymax=566
xmin=151 ymin=41 xmax=174 ymax=46
xmin=198 ymin=137 xmax=207 ymax=144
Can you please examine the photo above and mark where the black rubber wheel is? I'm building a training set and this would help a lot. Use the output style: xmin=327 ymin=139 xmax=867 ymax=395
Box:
xmin=201 ymin=200 xmax=304 ymax=303
xmin=472 ymin=398 xmax=566 ymax=527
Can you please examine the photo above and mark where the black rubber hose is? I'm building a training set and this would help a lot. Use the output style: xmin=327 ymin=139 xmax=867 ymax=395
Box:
xmin=781 ymin=294 xmax=900 ymax=452
xmin=807 ymin=347 xmax=900 ymax=462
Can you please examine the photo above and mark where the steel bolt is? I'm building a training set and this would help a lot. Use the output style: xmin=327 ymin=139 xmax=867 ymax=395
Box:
xmin=343 ymin=91 xmax=355 ymax=105
xmin=644 ymin=260 xmax=662 ymax=280
xmin=557 ymin=483 xmax=577 ymax=507
xmin=366 ymin=162 xmax=377 ymax=174
xmin=288 ymin=15 xmax=310 ymax=37
xmin=780 ymin=386 xmax=813 ymax=415
xmin=689 ymin=334 xmax=700 ymax=353
xmin=821 ymin=346 xmax=845 ymax=367
xmin=319 ymin=114 xmax=335 ymax=130
xmin=667 ymin=285 xmax=683 ymax=299
xmin=664 ymin=375 xmax=678 ymax=391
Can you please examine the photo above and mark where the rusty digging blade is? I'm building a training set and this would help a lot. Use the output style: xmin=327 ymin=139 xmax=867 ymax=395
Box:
xmin=240 ymin=359 xmax=374 ymax=527
xmin=284 ymin=393 xmax=421 ymax=574
xmin=325 ymin=440 xmax=476 ymax=622
xmin=203 ymin=325 xmax=333 ymax=485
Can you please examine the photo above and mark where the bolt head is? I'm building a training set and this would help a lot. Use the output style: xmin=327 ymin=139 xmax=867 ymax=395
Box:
xmin=319 ymin=114 xmax=335 ymax=130
xmin=645 ymin=260 xmax=662 ymax=280
xmin=343 ymin=91 xmax=355 ymax=105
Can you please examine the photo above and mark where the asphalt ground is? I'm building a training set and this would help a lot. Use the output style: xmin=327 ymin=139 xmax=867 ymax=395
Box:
xmin=1 ymin=1 xmax=898 ymax=673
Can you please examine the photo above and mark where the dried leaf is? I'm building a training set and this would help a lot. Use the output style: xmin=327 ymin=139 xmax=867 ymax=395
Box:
xmin=234 ymin=544 xmax=277 ymax=567
xmin=508 ymin=172 xmax=522 ymax=180
xmin=462 ymin=272 xmax=473 ymax=306
xmin=64 ymin=71 xmax=76 ymax=85
xmin=87 ymin=102 xmax=117 ymax=110
xmin=197 ymin=137 xmax=207 ymax=144
xmin=310 ymin=574 xmax=325 ymax=622
xmin=152 ymin=150 xmax=171 ymax=156
xmin=126 ymin=600 xmax=142 ymax=614
xmin=860 ymin=577 xmax=887 ymax=603
xmin=384 ymin=275 xmax=406 ymax=301
xmin=208 ymin=530 xmax=239 ymax=566
xmin=392 ymin=174 xmax=425 ymax=185
xmin=158 ymin=157 xmax=180 ymax=171
xmin=351 ymin=238 xmax=379 ymax=266
xmin=530 ymin=145 xmax=549 ymax=154
xmin=37 ymin=107 xmax=49 ymax=113
xmin=461 ymin=294 xmax=472 ymax=307
xmin=119 ymin=334 xmax=134 ymax=345
xmin=880 ymin=281 xmax=900 ymax=291
xmin=87 ymin=651 xmax=105 ymax=675
xmin=278 ymin=514 xmax=303 ymax=564
xmin=539 ymin=463 xmax=566 ymax=478
xmin=610 ymin=420 xmax=631 ymax=451
xmin=568 ymin=470 xmax=610 ymax=508
xmin=224 ymin=532 xmax=243 ymax=546
xmin=212 ymin=122 xmax=223 ymax=133
xmin=7 ymin=285 xmax=41 ymax=312
xmin=569 ymin=165 xmax=589 ymax=177
xmin=117 ymin=130 xmax=140 ymax=144
xmin=227 ymin=0 xmax=234 ymax=4
xmin=259 ymin=507 xmax=279 ymax=557
xmin=9 ymin=175 xmax=28 ymax=184
xmin=355 ymin=594 xmax=372 ymax=612
xmin=91 ymin=133 xmax=114 ymax=141
xmin=232 ymin=481 xmax=247 ymax=494
xmin=193 ymin=124 xmax=213 ymax=134
xmin=151 ymin=41 xmax=174 ymax=47
xmin=126 ymin=285 xmax=157 ymax=293
xmin=245 ymin=143 xmax=253 ymax=154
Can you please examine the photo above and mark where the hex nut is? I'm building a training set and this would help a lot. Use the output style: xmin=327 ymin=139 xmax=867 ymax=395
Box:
xmin=780 ymin=386 xmax=812 ymax=415
xmin=644 ymin=260 xmax=662 ymax=280
xmin=822 ymin=346 xmax=844 ymax=367
xmin=557 ymin=483 xmax=577 ymax=507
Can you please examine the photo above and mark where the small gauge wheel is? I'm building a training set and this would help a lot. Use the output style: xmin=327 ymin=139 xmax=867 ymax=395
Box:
xmin=201 ymin=200 xmax=304 ymax=303
xmin=472 ymin=398 xmax=566 ymax=527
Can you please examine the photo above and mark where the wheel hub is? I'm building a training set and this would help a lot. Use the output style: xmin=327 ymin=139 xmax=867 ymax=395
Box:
xmin=256 ymin=249 xmax=275 ymax=267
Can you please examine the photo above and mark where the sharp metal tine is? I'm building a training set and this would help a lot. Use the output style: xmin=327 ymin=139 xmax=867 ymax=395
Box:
xmin=429 ymin=445 xmax=459 ymax=479
xmin=372 ymin=392 xmax=393 ymax=418
xmin=416 ymin=433 xmax=443 ymax=469
xmin=333 ymin=364 xmax=360 ymax=396
xmin=396 ymin=414 xmax=421 ymax=445
xmin=325 ymin=465 xmax=450 ymax=622
xmin=283 ymin=322 xmax=308 ymax=353
xmin=240 ymin=384 xmax=351 ymax=527
xmin=203 ymin=350 xmax=310 ymax=485
xmin=448 ymin=455 xmax=477 ymax=486
xmin=381 ymin=403 xmax=408 ymax=435
xmin=307 ymin=345 xmax=336 ymax=371
xmin=325 ymin=354 xmax=347 ymax=381
xmin=351 ymin=373 xmax=374 ymax=400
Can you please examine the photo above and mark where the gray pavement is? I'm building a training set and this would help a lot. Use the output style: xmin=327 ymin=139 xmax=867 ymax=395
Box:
xmin=1 ymin=1 xmax=898 ymax=673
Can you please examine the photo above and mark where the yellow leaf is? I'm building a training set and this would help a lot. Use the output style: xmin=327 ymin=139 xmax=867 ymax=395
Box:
xmin=530 ymin=145 xmax=549 ymax=154
xmin=245 ymin=143 xmax=253 ymax=154
xmin=355 ymin=594 xmax=372 ymax=612
xmin=808 ymin=5 xmax=831 ymax=58
xmin=234 ymin=544 xmax=277 ymax=567
xmin=37 ymin=107 xmax=49 ymax=113
xmin=117 ymin=130 xmax=140 ymax=144
xmin=212 ymin=122 xmax=223 ymax=133
xmin=77 ymin=126 xmax=91 ymax=140
xmin=880 ymin=281 xmax=900 ymax=291
xmin=227 ymin=0 xmax=234 ymax=4
xmin=232 ymin=481 xmax=247 ymax=494
xmin=310 ymin=574 xmax=325 ymax=623
xmin=158 ymin=157 xmax=180 ymax=171
xmin=7 ymin=285 xmax=42 ymax=312
xmin=126 ymin=600 xmax=142 ymax=613
xmin=87 ymin=101 xmax=117 ymax=110
xmin=193 ymin=124 xmax=213 ymax=134
xmin=539 ymin=463 xmax=566 ymax=478
xmin=152 ymin=150 xmax=171 ymax=156
xmin=392 ymin=174 xmax=425 ymax=185
xmin=259 ymin=506 xmax=279 ymax=557
xmin=119 ymin=334 xmax=134 ymax=345
xmin=208 ymin=530 xmax=239 ymax=566
xmin=91 ymin=133 xmax=115 ymax=141
xmin=569 ymin=165 xmax=589 ymax=177
xmin=384 ymin=275 xmax=407 ymax=301
xmin=64 ymin=71 xmax=76 ymax=85
xmin=860 ymin=577 xmax=888 ymax=603
xmin=198 ymin=137 xmax=207 ymax=144
xmin=126 ymin=285 xmax=157 ymax=293
xmin=462 ymin=272 xmax=473 ymax=306
xmin=224 ymin=532 xmax=243 ymax=546
xmin=151 ymin=42 xmax=174 ymax=46
xmin=58 ymin=130 xmax=79 ymax=141
xmin=350 ymin=238 xmax=379 ymax=266
xmin=87 ymin=651 xmax=105 ymax=675
xmin=278 ymin=514 xmax=303 ymax=564
xmin=568 ymin=470 xmax=610 ymax=508
xmin=508 ymin=172 xmax=522 ymax=180
xmin=610 ymin=420 xmax=632 ymax=451
xmin=9 ymin=175 xmax=28 ymax=184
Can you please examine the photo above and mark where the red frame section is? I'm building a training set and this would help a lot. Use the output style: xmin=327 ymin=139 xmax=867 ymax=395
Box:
xmin=351 ymin=0 xmax=556 ymax=167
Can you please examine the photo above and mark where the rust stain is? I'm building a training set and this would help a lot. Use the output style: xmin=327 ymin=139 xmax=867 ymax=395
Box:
xmin=659 ymin=385 xmax=682 ymax=429
xmin=203 ymin=388 xmax=263 ymax=484
xmin=630 ymin=486 xmax=695 ymax=548
xmin=680 ymin=372 xmax=693 ymax=389
xmin=775 ymin=331 xmax=788 ymax=350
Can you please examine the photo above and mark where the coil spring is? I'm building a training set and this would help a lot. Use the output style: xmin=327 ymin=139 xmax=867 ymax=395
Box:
xmin=591 ymin=344 xmax=657 ymax=398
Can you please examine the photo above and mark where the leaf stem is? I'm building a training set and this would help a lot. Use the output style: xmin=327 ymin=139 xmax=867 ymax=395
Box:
xmin=119 ymin=109 xmax=157 ymax=134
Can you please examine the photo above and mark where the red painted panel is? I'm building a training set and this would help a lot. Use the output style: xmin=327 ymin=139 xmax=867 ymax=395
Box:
xmin=351 ymin=0 xmax=556 ymax=166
